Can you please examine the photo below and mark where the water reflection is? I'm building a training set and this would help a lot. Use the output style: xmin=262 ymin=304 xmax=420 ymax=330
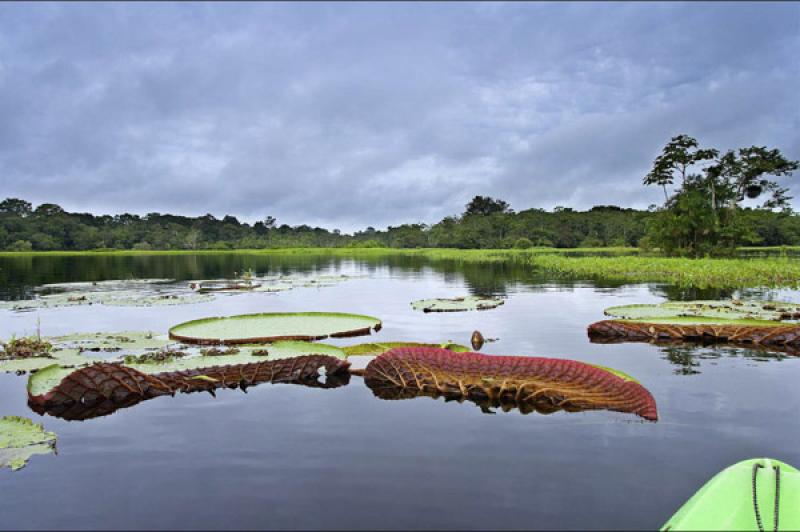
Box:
xmin=658 ymin=344 xmax=793 ymax=375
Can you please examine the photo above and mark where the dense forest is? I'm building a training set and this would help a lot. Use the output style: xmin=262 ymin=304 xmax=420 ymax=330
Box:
xmin=2 ymin=195 xmax=800 ymax=252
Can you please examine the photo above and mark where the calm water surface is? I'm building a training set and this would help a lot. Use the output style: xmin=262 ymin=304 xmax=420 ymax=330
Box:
xmin=1 ymin=253 xmax=799 ymax=530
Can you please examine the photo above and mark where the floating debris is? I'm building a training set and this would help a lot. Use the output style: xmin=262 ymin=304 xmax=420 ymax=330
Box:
xmin=471 ymin=330 xmax=485 ymax=351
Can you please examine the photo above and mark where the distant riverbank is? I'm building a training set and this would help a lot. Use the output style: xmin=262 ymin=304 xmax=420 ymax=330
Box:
xmin=2 ymin=246 xmax=800 ymax=289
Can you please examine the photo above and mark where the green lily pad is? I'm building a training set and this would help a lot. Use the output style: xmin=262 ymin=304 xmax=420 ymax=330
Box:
xmin=341 ymin=341 xmax=470 ymax=357
xmin=0 ymin=416 xmax=57 ymax=471
xmin=169 ymin=312 xmax=382 ymax=345
xmin=0 ymin=349 xmax=89 ymax=374
xmin=39 ymin=279 xmax=173 ymax=292
xmin=411 ymin=296 xmax=504 ymax=313
xmin=51 ymin=331 xmax=175 ymax=352
xmin=604 ymin=300 xmax=800 ymax=324
xmin=0 ymin=290 xmax=214 ymax=311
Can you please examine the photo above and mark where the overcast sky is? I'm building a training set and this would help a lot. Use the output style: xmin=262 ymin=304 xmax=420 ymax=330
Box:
xmin=0 ymin=2 xmax=797 ymax=232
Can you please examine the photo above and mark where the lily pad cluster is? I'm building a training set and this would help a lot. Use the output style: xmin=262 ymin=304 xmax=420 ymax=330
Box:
xmin=0 ymin=416 xmax=57 ymax=471
xmin=0 ymin=288 xmax=214 ymax=311
xmin=411 ymin=296 xmax=504 ymax=313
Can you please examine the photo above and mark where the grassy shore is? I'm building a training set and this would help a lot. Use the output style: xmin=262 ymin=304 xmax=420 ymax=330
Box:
xmin=1 ymin=246 xmax=799 ymax=289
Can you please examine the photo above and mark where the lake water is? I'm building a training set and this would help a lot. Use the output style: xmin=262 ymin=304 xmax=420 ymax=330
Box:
xmin=1 ymin=253 xmax=799 ymax=530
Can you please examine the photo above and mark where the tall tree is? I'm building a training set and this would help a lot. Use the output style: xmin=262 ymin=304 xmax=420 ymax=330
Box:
xmin=644 ymin=135 xmax=798 ymax=256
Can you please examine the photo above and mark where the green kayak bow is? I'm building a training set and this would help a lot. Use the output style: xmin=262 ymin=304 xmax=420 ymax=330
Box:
xmin=663 ymin=458 xmax=800 ymax=531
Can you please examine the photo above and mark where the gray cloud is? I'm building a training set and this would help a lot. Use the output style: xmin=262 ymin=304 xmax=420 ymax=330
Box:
xmin=0 ymin=2 xmax=797 ymax=232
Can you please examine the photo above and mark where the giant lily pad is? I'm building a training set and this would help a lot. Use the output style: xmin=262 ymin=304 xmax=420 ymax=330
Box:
xmin=169 ymin=312 xmax=382 ymax=345
xmin=364 ymin=347 xmax=657 ymax=420
xmin=51 ymin=331 xmax=175 ymax=352
xmin=605 ymin=300 xmax=800 ymax=323
xmin=0 ymin=416 xmax=57 ymax=471
xmin=28 ymin=355 xmax=351 ymax=421
xmin=0 ymin=290 xmax=213 ymax=311
xmin=411 ymin=296 xmax=504 ymax=313
xmin=592 ymin=300 xmax=800 ymax=351
xmin=38 ymin=279 xmax=173 ymax=292
xmin=27 ymin=340 xmax=348 ymax=400
xmin=342 ymin=341 xmax=471 ymax=375
xmin=0 ymin=349 xmax=89 ymax=374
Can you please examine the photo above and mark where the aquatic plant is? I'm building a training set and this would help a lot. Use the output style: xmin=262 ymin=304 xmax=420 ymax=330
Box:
xmin=411 ymin=296 xmax=504 ymax=313
xmin=589 ymin=300 xmax=800 ymax=352
xmin=0 ymin=416 xmax=57 ymax=471
xmin=169 ymin=312 xmax=382 ymax=345
xmin=51 ymin=331 xmax=175 ymax=352
xmin=604 ymin=300 xmax=800 ymax=322
xmin=341 ymin=341 xmax=470 ymax=375
xmin=1 ymin=336 xmax=54 ymax=360
xmin=588 ymin=319 xmax=800 ymax=351
xmin=364 ymin=347 xmax=657 ymax=420
xmin=28 ymin=356 xmax=351 ymax=421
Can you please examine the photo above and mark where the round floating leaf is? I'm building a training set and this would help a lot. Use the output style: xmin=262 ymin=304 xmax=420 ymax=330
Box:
xmin=51 ymin=331 xmax=175 ymax=352
xmin=604 ymin=300 xmax=800 ymax=324
xmin=169 ymin=312 xmax=382 ymax=345
xmin=411 ymin=296 xmax=504 ymax=313
xmin=0 ymin=349 xmax=89 ymax=374
xmin=0 ymin=416 xmax=57 ymax=471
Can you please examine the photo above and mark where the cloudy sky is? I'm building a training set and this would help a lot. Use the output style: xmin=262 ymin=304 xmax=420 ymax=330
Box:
xmin=0 ymin=2 xmax=797 ymax=232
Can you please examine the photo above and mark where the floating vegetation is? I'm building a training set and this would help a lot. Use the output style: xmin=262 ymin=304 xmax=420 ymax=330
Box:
xmin=0 ymin=416 xmax=57 ymax=471
xmin=341 ymin=341 xmax=470 ymax=375
xmin=200 ymin=346 xmax=241 ymax=357
xmin=28 ymin=356 xmax=351 ymax=421
xmin=590 ymin=300 xmax=800 ymax=352
xmin=38 ymin=279 xmax=173 ymax=292
xmin=0 ymin=289 xmax=213 ymax=311
xmin=189 ymin=280 xmax=261 ymax=293
xmin=364 ymin=347 xmax=657 ymax=420
xmin=102 ymin=292 xmax=215 ymax=307
xmin=51 ymin=331 xmax=175 ymax=352
xmin=1 ymin=337 xmax=54 ymax=360
xmin=263 ymin=341 xmax=346 ymax=360
xmin=411 ymin=296 xmax=504 ymax=313
xmin=340 ymin=341 xmax=469 ymax=357
xmin=169 ymin=312 xmax=382 ymax=345
xmin=123 ymin=349 xmax=189 ymax=364
xmin=0 ymin=334 xmax=92 ymax=375
xmin=605 ymin=300 xmax=800 ymax=323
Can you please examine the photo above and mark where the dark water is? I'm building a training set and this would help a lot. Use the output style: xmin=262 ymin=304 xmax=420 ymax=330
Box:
xmin=1 ymin=253 xmax=799 ymax=530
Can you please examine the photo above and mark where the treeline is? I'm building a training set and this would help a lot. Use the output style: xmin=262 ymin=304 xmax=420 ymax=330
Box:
xmin=1 ymin=196 xmax=799 ymax=251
